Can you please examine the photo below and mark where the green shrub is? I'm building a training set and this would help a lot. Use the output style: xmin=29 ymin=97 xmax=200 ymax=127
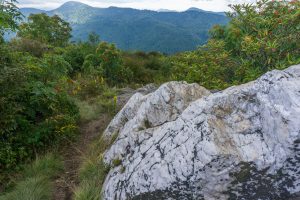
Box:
xmin=210 ymin=0 xmax=300 ymax=82
xmin=82 ymin=42 xmax=134 ymax=86
xmin=70 ymin=75 xmax=107 ymax=100
xmin=62 ymin=43 xmax=97 ymax=75
xmin=0 ymin=45 xmax=79 ymax=172
xmin=170 ymin=0 xmax=300 ymax=87
xmin=10 ymin=38 xmax=49 ymax=57
xmin=18 ymin=13 xmax=71 ymax=47
xmin=170 ymin=40 xmax=236 ymax=89
xmin=121 ymin=51 xmax=168 ymax=84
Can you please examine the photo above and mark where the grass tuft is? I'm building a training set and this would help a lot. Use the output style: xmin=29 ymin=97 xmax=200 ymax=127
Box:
xmin=74 ymin=180 xmax=101 ymax=200
xmin=74 ymin=88 xmax=117 ymax=123
xmin=74 ymin=136 xmax=113 ymax=200
xmin=75 ymin=99 xmax=103 ymax=123
xmin=0 ymin=177 xmax=51 ymax=200
xmin=24 ymin=154 xmax=63 ymax=178
xmin=0 ymin=153 xmax=63 ymax=200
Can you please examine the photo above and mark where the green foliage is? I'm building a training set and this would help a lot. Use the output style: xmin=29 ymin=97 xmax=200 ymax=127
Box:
xmin=0 ymin=0 xmax=22 ymax=41
xmin=10 ymin=38 xmax=48 ymax=57
xmin=62 ymin=42 xmax=97 ymax=75
xmin=171 ymin=40 xmax=236 ymax=89
xmin=122 ymin=51 xmax=169 ymax=84
xmin=0 ymin=154 xmax=63 ymax=200
xmin=72 ymin=80 xmax=118 ymax=122
xmin=82 ymin=54 xmax=101 ymax=74
xmin=170 ymin=0 xmax=300 ymax=88
xmin=81 ymin=42 xmax=134 ymax=86
xmin=96 ymin=42 xmax=131 ymax=85
xmin=210 ymin=0 xmax=300 ymax=81
xmin=0 ymin=44 xmax=79 ymax=172
xmin=18 ymin=13 xmax=71 ymax=46
xmin=69 ymin=74 xmax=106 ymax=99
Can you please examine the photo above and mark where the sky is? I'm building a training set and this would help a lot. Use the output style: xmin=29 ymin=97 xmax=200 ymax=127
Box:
xmin=17 ymin=0 xmax=256 ymax=12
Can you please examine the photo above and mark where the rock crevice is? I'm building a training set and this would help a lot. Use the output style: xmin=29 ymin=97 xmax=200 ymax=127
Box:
xmin=102 ymin=65 xmax=300 ymax=200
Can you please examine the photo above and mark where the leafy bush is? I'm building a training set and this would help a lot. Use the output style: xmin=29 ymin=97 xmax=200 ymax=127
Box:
xmin=10 ymin=38 xmax=49 ymax=57
xmin=122 ymin=51 xmax=168 ymax=84
xmin=170 ymin=0 xmax=300 ymax=87
xmin=211 ymin=0 xmax=300 ymax=81
xmin=81 ymin=42 xmax=134 ymax=86
xmin=0 ymin=0 xmax=22 ymax=41
xmin=171 ymin=40 xmax=236 ymax=89
xmin=69 ymin=74 xmax=107 ymax=99
xmin=0 ymin=45 xmax=79 ymax=172
xmin=18 ymin=13 xmax=72 ymax=47
xmin=70 ymin=75 xmax=118 ymax=122
xmin=62 ymin=42 xmax=97 ymax=75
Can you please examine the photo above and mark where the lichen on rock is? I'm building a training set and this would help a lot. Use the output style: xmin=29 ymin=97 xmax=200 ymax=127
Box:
xmin=101 ymin=65 xmax=300 ymax=200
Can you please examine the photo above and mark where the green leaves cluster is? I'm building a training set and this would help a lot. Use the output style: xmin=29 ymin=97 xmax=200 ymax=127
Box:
xmin=224 ymin=0 xmax=300 ymax=75
xmin=0 ymin=44 xmax=79 ymax=171
xmin=0 ymin=6 xmax=79 ymax=172
xmin=171 ymin=40 xmax=236 ymax=89
xmin=0 ymin=0 xmax=22 ymax=40
xmin=82 ymin=42 xmax=132 ymax=85
xmin=170 ymin=0 xmax=300 ymax=88
xmin=1 ymin=0 xmax=300 ymax=177
xmin=18 ymin=13 xmax=72 ymax=47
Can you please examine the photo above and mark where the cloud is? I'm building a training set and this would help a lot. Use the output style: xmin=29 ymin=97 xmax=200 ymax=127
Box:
xmin=17 ymin=0 xmax=257 ymax=11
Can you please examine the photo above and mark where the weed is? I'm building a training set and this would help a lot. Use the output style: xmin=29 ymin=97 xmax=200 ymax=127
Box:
xmin=112 ymin=159 xmax=122 ymax=167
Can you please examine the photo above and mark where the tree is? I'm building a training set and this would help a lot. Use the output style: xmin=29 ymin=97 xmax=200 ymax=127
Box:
xmin=18 ymin=13 xmax=72 ymax=46
xmin=0 ymin=0 xmax=22 ymax=41
xmin=88 ymin=32 xmax=100 ymax=46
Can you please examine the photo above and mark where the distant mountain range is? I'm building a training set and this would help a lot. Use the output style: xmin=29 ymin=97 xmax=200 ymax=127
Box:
xmin=19 ymin=1 xmax=229 ymax=54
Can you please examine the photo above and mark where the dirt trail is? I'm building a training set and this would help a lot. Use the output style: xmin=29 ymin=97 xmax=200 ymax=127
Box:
xmin=52 ymin=113 xmax=112 ymax=200
xmin=52 ymin=85 xmax=156 ymax=200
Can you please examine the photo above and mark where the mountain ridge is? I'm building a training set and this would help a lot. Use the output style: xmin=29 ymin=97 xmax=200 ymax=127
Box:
xmin=20 ymin=1 xmax=224 ymax=14
xmin=19 ymin=1 xmax=229 ymax=54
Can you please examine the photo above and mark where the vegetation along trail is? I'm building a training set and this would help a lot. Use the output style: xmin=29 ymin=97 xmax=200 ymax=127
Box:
xmin=0 ymin=0 xmax=299 ymax=199
xmin=52 ymin=114 xmax=112 ymax=200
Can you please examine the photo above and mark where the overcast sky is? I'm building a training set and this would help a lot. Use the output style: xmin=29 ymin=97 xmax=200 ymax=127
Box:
xmin=17 ymin=0 xmax=256 ymax=12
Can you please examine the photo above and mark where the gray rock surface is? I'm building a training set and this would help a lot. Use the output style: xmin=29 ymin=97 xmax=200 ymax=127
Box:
xmin=102 ymin=65 xmax=300 ymax=200
xmin=116 ymin=83 xmax=157 ymax=108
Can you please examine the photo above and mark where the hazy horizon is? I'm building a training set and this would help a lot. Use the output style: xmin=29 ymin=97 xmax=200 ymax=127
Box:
xmin=18 ymin=0 xmax=257 ymax=12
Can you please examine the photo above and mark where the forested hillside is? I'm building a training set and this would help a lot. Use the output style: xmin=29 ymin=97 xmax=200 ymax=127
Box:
xmin=0 ymin=0 xmax=299 ymax=199
xmin=20 ymin=1 xmax=229 ymax=53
